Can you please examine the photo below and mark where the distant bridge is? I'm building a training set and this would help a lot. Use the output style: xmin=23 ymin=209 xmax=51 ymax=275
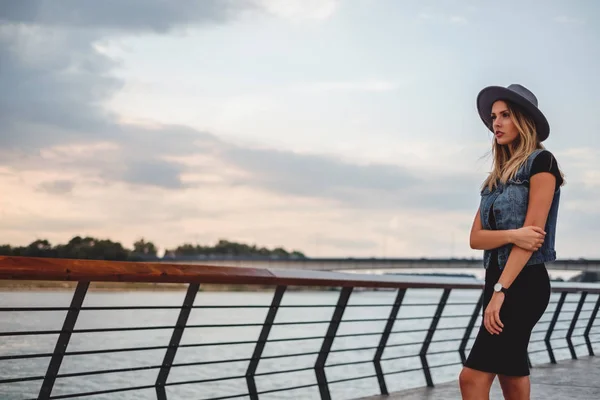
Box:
xmin=161 ymin=256 xmax=600 ymax=273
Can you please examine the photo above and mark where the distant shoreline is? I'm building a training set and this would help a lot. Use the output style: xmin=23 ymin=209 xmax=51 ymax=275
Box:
xmin=0 ymin=280 xmax=344 ymax=292
xmin=0 ymin=280 xmax=261 ymax=292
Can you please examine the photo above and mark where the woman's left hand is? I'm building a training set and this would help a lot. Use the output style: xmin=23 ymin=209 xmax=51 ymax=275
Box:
xmin=484 ymin=292 xmax=505 ymax=335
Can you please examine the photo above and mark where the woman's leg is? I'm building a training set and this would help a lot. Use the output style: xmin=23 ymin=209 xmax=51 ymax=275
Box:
xmin=459 ymin=366 xmax=495 ymax=400
xmin=498 ymin=375 xmax=530 ymax=400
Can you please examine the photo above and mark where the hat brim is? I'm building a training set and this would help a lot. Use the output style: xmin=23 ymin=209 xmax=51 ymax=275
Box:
xmin=477 ymin=86 xmax=549 ymax=142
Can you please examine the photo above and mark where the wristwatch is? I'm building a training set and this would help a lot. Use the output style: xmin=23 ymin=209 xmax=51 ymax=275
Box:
xmin=494 ymin=283 xmax=508 ymax=294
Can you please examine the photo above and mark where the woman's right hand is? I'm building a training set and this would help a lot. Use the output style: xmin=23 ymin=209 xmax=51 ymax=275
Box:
xmin=511 ymin=226 xmax=546 ymax=251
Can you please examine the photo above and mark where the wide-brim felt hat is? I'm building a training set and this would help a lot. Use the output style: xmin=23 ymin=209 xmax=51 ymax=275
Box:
xmin=476 ymin=84 xmax=549 ymax=142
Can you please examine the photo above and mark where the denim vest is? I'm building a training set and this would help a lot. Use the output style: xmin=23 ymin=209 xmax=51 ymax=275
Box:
xmin=479 ymin=149 xmax=560 ymax=270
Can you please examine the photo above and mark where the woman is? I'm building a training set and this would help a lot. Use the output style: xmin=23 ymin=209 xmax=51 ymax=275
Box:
xmin=459 ymin=84 xmax=565 ymax=400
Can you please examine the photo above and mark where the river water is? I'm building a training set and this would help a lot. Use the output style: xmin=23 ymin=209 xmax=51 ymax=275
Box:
xmin=0 ymin=288 xmax=585 ymax=400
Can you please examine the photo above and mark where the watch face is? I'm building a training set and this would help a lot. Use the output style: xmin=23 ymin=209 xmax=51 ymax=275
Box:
xmin=494 ymin=283 xmax=502 ymax=292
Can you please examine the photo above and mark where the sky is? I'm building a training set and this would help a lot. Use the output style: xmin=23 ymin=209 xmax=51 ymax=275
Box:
xmin=0 ymin=0 xmax=598 ymax=259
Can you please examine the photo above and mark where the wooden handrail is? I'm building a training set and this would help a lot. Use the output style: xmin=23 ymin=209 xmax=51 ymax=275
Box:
xmin=0 ymin=256 xmax=598 ymax=292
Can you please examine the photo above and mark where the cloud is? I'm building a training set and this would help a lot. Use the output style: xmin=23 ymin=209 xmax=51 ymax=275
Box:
xmin=0 ymin=25 xmax=120 ymax=150
xmin=0 ymin=2 xmax=480 ymax=210
xmin=220 ymin=144 xmax=480 ymax=212
xmin=37 ymin=179 xmax=75 ymax=195
xmin=0 ymin=0 xmax=249 ymax=31
xmin=0 ymin=0 xmax=233 ymax=190
xmin=255 ymin=0 xmax=339 ymax=21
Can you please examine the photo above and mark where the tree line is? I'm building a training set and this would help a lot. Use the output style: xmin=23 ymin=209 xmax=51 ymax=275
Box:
xmin=0 ymin=236 xmax=306 ymax=261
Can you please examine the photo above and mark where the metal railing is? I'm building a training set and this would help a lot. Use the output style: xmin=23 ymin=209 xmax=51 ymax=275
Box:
xmin=1 ymin=256 xmax=600 ymax=400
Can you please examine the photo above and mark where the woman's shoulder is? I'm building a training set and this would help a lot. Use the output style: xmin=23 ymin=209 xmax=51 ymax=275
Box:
xmin=529 ymin=149 xmax=563 ymax=186
xmin=529 ymin=148 xmax=556 ymax=160
xmin=531 ymin=149 xmax=558 ymax=166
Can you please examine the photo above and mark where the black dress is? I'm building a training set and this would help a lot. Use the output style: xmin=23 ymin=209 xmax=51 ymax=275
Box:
xmin=464 ymin=150 xmax=562 ymax=376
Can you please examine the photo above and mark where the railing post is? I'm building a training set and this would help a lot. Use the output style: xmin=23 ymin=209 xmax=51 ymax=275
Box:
xmin=459 ymin=290 xmax=483 ymax=365
xmin=155 ymin=283 xmax=200 ymax=400
xmin=420 ymin=288 xmax=451 ymax=387
xmin=566 ymin=291 xmax=587 ymax=360
xmin=373 ymin=288 xmax=406 ymax=395
xmin=315 ymin=286 xmax=353 ymax=400
xmin=545 ymin=291 xmax=567 ymax=364
xmin=584 ymin=294 xmax=600 ymax=356
xmin=246 ymin=285 xmax=286 ymax=400
xmin=38 ymin=281 xmax=89 ymax=400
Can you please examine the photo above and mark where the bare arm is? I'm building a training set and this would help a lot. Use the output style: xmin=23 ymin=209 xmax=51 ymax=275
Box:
xmin=469 ymin=207 xmax=515 ymax=250
xmin=497 ymin=172 xmax=556 ymax=290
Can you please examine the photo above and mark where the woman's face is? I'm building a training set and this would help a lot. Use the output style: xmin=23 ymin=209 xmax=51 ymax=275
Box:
xmin=491 ymin=100 xmax=519 ymax=146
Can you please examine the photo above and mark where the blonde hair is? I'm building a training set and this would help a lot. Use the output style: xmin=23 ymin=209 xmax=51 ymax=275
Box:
xmin=482 ymin=101 xmax=565 ymax=191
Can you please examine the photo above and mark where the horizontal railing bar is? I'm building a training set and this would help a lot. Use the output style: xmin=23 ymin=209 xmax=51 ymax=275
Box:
xmin=0 ymin=256 xmax=487 ymax=289
xmin=330 ymin=345 xmax=378 ymax=353
xmin=6 ymin=303 xmax=484 ymax=311
xmin=0 ymin=330 xmax=60 ymax=337
xmin=385 ymin=337 xmax=462 ymax=350
xmin=58 ymin=363 xmax=162 ymax=379
xmin=361 ymin=325 xmax=468 ymax=337
xmin=46 ymin=383 xmax=156 ymax=399
xmin=422 ymin=361 xmax=462 ymax=369
xmin=268 ymin=335 xmax=323 ymax=343
xmin=380 ymin=353 xmax=420 ymax=362
xmin=0 ymin=352 xmax=53 ymax=361
xmin=255 ymin=382 xmax=319 ymax=397
xmin=0 ymin=339 xmax=261 ymax=360
xmin=6 ymin=352 xmax=316 ymax=387
xmin=345 ymin=304 xmax=396 ymax=307
xmin=3 ymin=256 xmax=600 ymax=294
xmin=431 ymin=337 xmax=463 ymax=343
xmin=385 ymin=367 xmax=424 ymax=375
xmin=261 ymin=351 xmax=319 ymax=360
xmin=336 ymin=331 xmax=382 ymax=338
xmin=328 ymin=373 xmax=379 ymax=385
xmin=172 ymin=357 xmax=251 ymax=368
xmin=326 ymin=359 xmax=373 ymax=368
xmin=384 ymin=340 xmax=423 ymax=348
xmin=0 ymin=363 xmax=167 ymax=385
xmin=0 ymin=305 xmax=270 ymax=311
xmin=384 ymin=361 xmax=462 ymax=376
xmin=0 ymin=325 xmax=177 ymax=336
xmin=7 ymin=304 xmax=483 ymax=311
xmin=382 ymin=350 xmax=463 ymax=363
xmin=3 ymin=303 xmax=496 ymax=311
xmin=0 ymin=375 xmax=45 ymax=385
xmin=341 ymin=318 xmax=389 ymax=323
xmin=427 ymin=326 xmax=466 ymax=332
xmin=199 ymin=392 xmax=249 ymax=400
xmin=528 ymin=348 xmax=548 ymax=354
xmin=5 ymin=317 xmax=392 ymax=337
xmin=427 ymin=349 xmax=459 ymax=356
xmin=255 ymin=366 xmax=314 ymax=377
xmin=166 ymin=374 xmax=245 ymax=388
